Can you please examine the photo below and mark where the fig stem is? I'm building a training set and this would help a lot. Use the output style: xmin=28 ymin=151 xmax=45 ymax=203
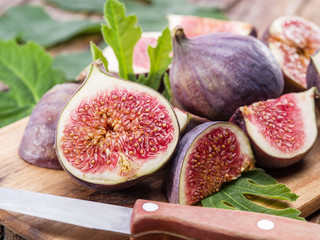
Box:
xmin=173 ymin=26 xmax=188 ymax=45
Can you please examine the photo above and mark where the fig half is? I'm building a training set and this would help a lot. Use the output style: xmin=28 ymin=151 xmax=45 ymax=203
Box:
xmin=230 ymin=87 xmax=318 ymax=168
xmin=56 ymin=60 xmax=180 ymax=191
xmin=167 ymin=122 xmax=255 ymax=205
xmin=262 ymin=16 xmax=320 ymax=91
xmin=167 ymin=14 xmax=257 ymax=37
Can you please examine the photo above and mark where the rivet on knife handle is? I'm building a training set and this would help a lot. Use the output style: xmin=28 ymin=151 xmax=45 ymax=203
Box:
xmin=130 ymin=199 xmax=320 ymax=240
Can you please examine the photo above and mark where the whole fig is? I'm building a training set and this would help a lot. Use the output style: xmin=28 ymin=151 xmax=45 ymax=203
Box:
xmin=169 ymin=27 xmax=284 ymax=121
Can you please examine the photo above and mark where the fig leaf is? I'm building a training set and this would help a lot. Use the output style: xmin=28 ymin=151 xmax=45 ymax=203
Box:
xmin=101 ymin=0 xmax=142 ymax=81
xmin=90 ymin=41 xmax=109 ymax=72
xmin=201 ymin=169 xmax=304 ymax=221
xmin=0 ymin=5 xmax=100 ymax=47
xmin=0 ymin=40 xmax=66 ymax=127
xmin=53 ymin=50 xmax=92 ymax=81
xmin=44 ymin=0 xmax=226 ymax=31
xmin=161 ymin=73 xmax=172 ymax=101
xmin=137 ymin=27 xmax=172 ymax=90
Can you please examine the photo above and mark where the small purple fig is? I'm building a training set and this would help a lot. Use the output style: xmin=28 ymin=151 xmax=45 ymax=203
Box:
xmin=167 ymin=122 xmax=255 ymax=205
xmin=19 ymin=83 xmax=80 ymax=169
xmin=169 ymin=27 xmax=284 ymax=121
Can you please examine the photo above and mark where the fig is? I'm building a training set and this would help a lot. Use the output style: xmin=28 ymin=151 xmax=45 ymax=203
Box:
xmin=174 ymin=107 xmax=210 ymax=135
xmin=307 ymin=49 xmax=320 ymax=109
xmin=103 ymin=32 xmax=161 ymax=75
xmin=230 ymin=87 xmax=318 ymax=168
xmin=170 ymin=27 xmax=284 ymax=121
xmin=262 ymin=16 xmax=320 ymax=91
xmin=167 ymin=14 xmax=257 ymax=37
xmin=167 ymin=122 xmax=255 ymax=205
xmin=56 ymin=60 xmax=180 ymax=191
xmin=19 ymin=83 xmax=80 ymax=169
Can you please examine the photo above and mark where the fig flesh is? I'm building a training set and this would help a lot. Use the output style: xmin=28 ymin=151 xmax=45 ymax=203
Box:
xmin=307 ymin=50 xmax=320 ymax=109
xmin=167 ymin=14 xmax=257 ymax=37
xmin=167 ymin=122 xmax=255 ymax=205
xmin=262 ymin=16 xmax=320 ymax=91
xmin=19 ymin=83 xmax=80 ymax=169
xmin=230 ymin=87 xmax=318 ymax=168
xmin=56 ymin=60 xmax=180 ymax=191
xmin=170 ymin=27 xmax=284 ymax=121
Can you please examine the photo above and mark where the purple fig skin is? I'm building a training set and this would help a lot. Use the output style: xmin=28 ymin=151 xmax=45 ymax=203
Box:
xmin=307 ymin=49 xmax=320 ymax=110
xmin=169 ymin=27 xmax=284 ymax=121
xmin=19 ymin=83 xmax=80 ymax=169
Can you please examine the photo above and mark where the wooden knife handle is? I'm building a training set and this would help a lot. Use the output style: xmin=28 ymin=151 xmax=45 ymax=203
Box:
xmin=130 ymin=199 xmax=320 ymax=240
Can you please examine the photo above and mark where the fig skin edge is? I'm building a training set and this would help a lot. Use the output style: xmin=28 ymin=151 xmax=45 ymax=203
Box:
xmin=55 ymin=59 xmax=180 ymax=192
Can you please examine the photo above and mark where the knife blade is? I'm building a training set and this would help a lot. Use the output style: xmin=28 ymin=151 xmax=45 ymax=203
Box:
xmin=1 ymin=187 xmax=320 ymax=240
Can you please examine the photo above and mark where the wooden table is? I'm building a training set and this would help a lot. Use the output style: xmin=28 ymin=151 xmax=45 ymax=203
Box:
xmin=1 ymin=0 xmax=320 ymax=239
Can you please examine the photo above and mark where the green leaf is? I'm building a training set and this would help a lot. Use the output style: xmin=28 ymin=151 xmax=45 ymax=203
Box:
xmin=0 ymin=5 xmax=101 ymax=47
xmin=45 ymin=0 xmax=106 ymax=13
xmin=0 ymin=40 xmax=66 ymax=127
xmin=53 ymin=50 xmax=93 ymax=81
xmin=45 ymin=0 xmax=227 ymax=31
xmin=161 ymin=73 xmax=172 ymax=101
xmin=101 ymin=0 xmax=142 ymax=81
xmin=201 ymin=169 xmax=304 ymax=220
xmin=90 ymin=41 xmax=109 ymax=71
xmin=137 ymin=27 xmax=172 ymax=90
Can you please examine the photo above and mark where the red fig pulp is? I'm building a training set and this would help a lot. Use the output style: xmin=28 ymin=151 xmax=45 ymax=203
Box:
xmin=262 ymin=16 xmax=320 ymax=90
xmin=230 ymin=87 xmax=318 ymax=168
xmin=56 ymin=60 xmax=180 ymax=191
xmin=168 ymin=14 xmax=257 ymax=37
xmin=170 ymin=27 xmax=284 ymax=121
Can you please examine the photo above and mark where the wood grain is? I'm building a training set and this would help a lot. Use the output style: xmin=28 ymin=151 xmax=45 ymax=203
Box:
xmin=0 ymin=109 xmax=320 ymax=239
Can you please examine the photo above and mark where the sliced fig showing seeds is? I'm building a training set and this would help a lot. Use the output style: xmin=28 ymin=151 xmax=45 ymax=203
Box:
xmin=262 ymin=16 xmax=320 ymax=91
xmin=230 ymin=87 xmax=318 ymax=168
xmin=19 ymin=83 xmax=80 ymax=169
xmin=56 ymin=60 xmax=180 ymax=191
xmin=167 ymin=122 xmax=255 ymax=205
xmin=170 ymin=27 xmax=284 ymax=121
xmin=167 ymin=14 xmax=257 ymax=37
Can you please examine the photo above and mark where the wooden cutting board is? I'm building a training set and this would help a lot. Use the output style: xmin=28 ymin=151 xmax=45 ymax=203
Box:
xmin=0 ymin=115 xmax=320 ymax=240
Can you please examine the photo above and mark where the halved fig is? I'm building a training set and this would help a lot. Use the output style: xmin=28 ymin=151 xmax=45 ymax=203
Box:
xmin=262 ymin=16 xmax=320 ymax=91
xmin=167 ymin=14 xmax=257 ymax=37
xmin=19 ymin=83 xmax=80 ymax=169
xmin=167 ymin=122 xmax=255 ymax=205
xmin=56 ymin=60 xmax=180 ymax=191
xmin=103 ymin=32 xmax=161 ymax=75
xmin=230 ymin=87 xmax=318 ymax=168
xmin=307 ymin=49 xmax=320 ymax=109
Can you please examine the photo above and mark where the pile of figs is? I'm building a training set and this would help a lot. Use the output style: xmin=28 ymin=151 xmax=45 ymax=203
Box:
xmin=18 ymin=15 xmax=320 ymax=205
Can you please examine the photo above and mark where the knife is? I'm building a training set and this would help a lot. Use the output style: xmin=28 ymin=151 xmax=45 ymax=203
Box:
xmin=0 ymin=187 xmax=319 ymax=240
